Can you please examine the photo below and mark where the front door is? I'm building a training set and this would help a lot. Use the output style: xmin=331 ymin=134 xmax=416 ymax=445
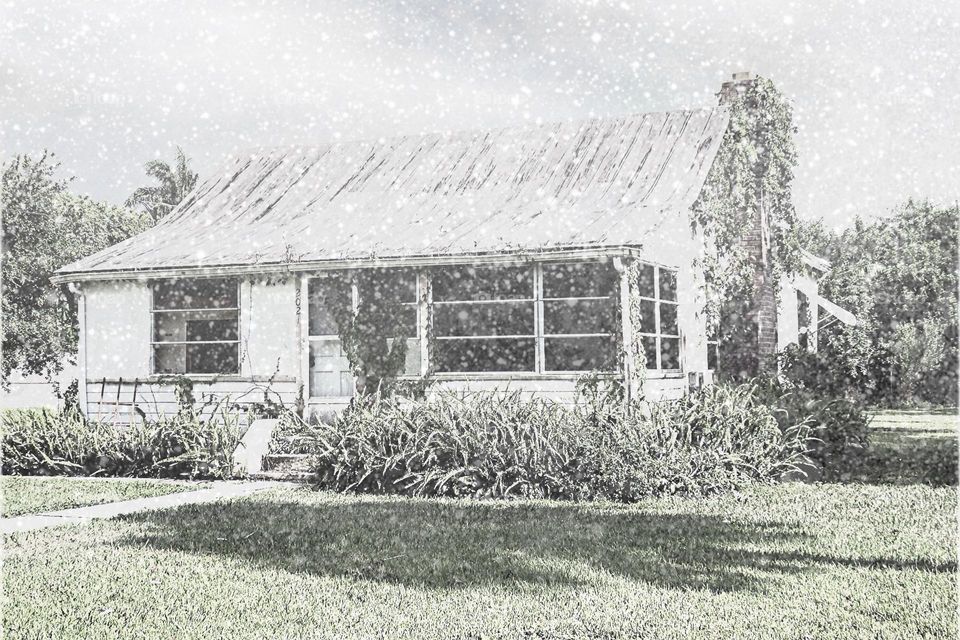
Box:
xmin=307 ymin=279 xmax=355 ymax=399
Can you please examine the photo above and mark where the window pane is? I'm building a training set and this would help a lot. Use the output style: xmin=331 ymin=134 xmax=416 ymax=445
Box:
xmin=153 ymin=278 xmax=237 ymax=310
xmin=659 ymin=269 xmax=677 ymax=301
xmin=387 ymin=337 xmax=421 ymax=376
xmin=637 ymin=299 xmax=656 ymax=334
xmin=398 ymin=305 xmax=418 ymax=338
xmin=542 ymin=261 xmax=617 ymax=298
xmin=369 ymin=268 xmax=417 ymax=303
xmin=637 ymin=264 xmax=656 ymax=298
xmin=707 ymin=342 xmax=718 ymax=371
xmin=660 ymin=337 xmax=680 ymax=369
xmin=434 ymin=301 xmax=534 ymax=337
xmin=544 ymin=336 xmax=617 ymax=371
xmin=431 ymin=265 xmax=532 ymax=301
xmin=186 ymin=343 xmax=239 ymax=374
xmin=153 ymin=344 xmax=185 ymax=374
xmin=309 ymin=278 xmax=349 ymax=336
xmin=641 ymin=336 xmax=658 ymax=369
xmin=309 ymin=340 xmax=354 ymax=397
xmin=659 ymin=303 xmax=678 ymax=336
xmin=543 ymin=299 xmax=615 ymax=335
xmin=434 ymin=338 xmax=535 ymax=372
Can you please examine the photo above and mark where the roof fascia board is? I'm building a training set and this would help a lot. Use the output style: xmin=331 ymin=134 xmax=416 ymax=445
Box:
xmin=52 ymin=245 xmax=651 ymax=284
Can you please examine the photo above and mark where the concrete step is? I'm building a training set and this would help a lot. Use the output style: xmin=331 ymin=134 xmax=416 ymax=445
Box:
xmin=262 ymin=453 xmax=315 ymax=475
xmin=246 ymin=469 xmax=315 ymax=482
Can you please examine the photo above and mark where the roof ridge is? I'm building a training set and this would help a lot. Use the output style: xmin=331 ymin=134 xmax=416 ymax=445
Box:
xmin=238 ymin=105 xmax=729 ymax=159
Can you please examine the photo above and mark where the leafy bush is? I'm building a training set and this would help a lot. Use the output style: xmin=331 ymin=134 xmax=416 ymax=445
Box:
xmin=1 ymin=402 xmax=248 ymax=479
xmin=282 ymin=385 xmax=812 ymax=502
xmin=754 ymin=373 xmax=869 ymax=480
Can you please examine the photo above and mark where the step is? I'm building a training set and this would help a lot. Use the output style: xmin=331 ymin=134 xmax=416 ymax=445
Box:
xmin=262 ymin=453 xmax=315 ymax=474
xmin=246 ymin=469 xmax=316 ymax=482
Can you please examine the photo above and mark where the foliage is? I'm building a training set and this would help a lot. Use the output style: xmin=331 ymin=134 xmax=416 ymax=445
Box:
xmin=281 ymin=386 xmax=811 ymax=501
xmin=0 ymin=402 xmax=248 ymax=480
xmin=693 ymin=76 xmax=802 ymax=380
xmin=322 ymin=270 xmax=411 ymax=395
xmin=754 ymin=366 xmax=870 ymax=480
xmin=1 ymin=152 xmax=152 ymax=385
xmin=799 ymin=200 xmax=959 ymax=407
xmin=125 ymin=146 xmax=199 ymax=222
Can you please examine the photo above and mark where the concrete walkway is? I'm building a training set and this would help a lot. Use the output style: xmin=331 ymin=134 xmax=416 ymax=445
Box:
xmin=1 ymin=480 xmax=289 ymax=535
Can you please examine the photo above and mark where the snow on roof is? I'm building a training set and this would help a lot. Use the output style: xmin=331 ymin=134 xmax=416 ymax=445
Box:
xmin=58 ymin=107 xmax=730 ymax=278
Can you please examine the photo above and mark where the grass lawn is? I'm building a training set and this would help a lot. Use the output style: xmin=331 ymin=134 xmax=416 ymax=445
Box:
xmin=2 ymin=411 xmax=956 ymax=639
xmin=848 ymin=410 xmax=958 ymax=485
xmin=1 ymin=476 xmax=206 ymax=518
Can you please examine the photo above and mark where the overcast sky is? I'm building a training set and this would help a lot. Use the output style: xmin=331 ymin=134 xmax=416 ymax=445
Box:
xmin=2 ymin=0 xmax=957 ymax=227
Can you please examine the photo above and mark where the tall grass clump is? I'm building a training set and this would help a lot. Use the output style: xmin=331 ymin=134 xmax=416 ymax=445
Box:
xmin=0 ymin=400 xmax=248 ymax=479
xmin=287 ymin=383 xmax=814 ymax=502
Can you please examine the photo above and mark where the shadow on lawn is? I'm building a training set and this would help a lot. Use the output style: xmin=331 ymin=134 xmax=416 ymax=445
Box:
xmin=115 ymin=494 xmax=950 ymax=593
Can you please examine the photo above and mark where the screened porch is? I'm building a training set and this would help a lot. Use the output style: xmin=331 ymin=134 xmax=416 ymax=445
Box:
xmin=303 ymin=259 xmax=681 ymax=400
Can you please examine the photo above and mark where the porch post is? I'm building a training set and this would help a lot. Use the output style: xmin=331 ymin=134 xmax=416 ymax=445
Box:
xmin=615 ymin=257 xmax=634 ymax=405
xmin=417 ymin=270 xmax=431 ymax=377
xmin=298 ymin=275 xmax=310 ymax=403
xmin=75 ymin=283 xmax=88 ymax=416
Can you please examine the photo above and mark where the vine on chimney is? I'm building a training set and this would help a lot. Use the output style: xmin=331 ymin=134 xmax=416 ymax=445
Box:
xmin=692 ymin=75 xmax=803 ymax=380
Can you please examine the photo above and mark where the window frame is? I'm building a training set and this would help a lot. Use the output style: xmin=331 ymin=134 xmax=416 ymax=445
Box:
xmin=431 ymin=264 xmax=538 ymax=374
xmin=149 ymin=278 xmax=242 ymax=377
xmin=635 ymin=264 xmax=682 ymax=373
xmin=538 ymin=261 xmax=619 ymax=374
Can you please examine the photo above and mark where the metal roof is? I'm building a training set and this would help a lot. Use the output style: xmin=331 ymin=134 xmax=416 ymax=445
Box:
xmin=58 ymin=107 xmax=730 ymax=279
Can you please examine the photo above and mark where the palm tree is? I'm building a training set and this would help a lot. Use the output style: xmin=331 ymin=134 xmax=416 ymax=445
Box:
xmin=126 ymin=147 xmax=199 ymax=222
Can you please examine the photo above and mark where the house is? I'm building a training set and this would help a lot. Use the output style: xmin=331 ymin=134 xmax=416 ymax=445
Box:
xmin=52 ymin=73 xmax=851 ymax=422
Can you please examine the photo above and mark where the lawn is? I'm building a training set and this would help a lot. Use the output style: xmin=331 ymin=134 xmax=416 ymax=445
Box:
xmin=848 ymin=410 xmax=958 ymax=485
xmin=2 ymin=411 xmax=956 ymax=639
xmin=1 ymin=476 xmax=205 ymax=518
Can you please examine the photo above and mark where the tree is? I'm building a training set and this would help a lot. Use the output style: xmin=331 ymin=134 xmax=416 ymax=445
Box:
xmin=801 ymin=200 xmax=959 ymax=406
xmin=125 ymin=147 xmax=199 ymax=223
xmin=1 ymin=153 xmax=152 ymax=385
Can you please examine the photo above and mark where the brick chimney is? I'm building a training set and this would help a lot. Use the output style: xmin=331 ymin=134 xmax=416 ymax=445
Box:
xmin=718 ymin=71 xmax=756 ymax=105
xmin=717 ymin=71 xmax=778 ymax=372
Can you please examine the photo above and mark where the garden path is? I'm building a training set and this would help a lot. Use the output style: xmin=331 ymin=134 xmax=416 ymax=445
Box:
xmin=0 ymin=480 xmax=289 ymax=534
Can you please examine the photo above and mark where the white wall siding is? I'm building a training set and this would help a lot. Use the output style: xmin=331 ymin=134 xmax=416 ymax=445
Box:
xmin=243 ymin=278 xmax=299 ymax=378
xmin=85 ymin=280 xmax=152 ymax=380
xmin=81 ymin=277 xmax=302 ymax=421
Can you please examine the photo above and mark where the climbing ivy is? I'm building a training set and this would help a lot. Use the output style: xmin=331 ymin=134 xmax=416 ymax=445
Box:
xmin=692 ymin=76 xmax=802 ymax=378
xmin=322 ymin=270 xmax=410 ymax=396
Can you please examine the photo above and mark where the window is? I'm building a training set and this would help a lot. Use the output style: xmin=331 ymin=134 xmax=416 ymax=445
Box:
xmin=303 ymin=260 xmax=670 ymax=391
xmin=541 ymin=261 xmax=618 ymax=371
xmin=707 ymin=339 xmax=719 ymax=371
xmin=375 ymin=269 xmax=420 ymax=377
xmin=432 ymin=265 xmax=536 ymax=372
xmin=152 ymin=278 xmax=239 ymax=375
xmin=635 ymin=264 xmax=681 ymax=370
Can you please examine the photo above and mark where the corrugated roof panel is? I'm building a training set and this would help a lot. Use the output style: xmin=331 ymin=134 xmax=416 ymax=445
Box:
xmin=58 ymin=107 xmax=729 ymax=277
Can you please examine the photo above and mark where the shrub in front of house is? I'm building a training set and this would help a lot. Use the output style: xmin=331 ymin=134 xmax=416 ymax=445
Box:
xmin=0 ymin=404 xmax=247 ymax=480
xmin=750 ymin=355 xmax=870 ymax=480
xmin=288 ymin=385 xmax=813 ymax=501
